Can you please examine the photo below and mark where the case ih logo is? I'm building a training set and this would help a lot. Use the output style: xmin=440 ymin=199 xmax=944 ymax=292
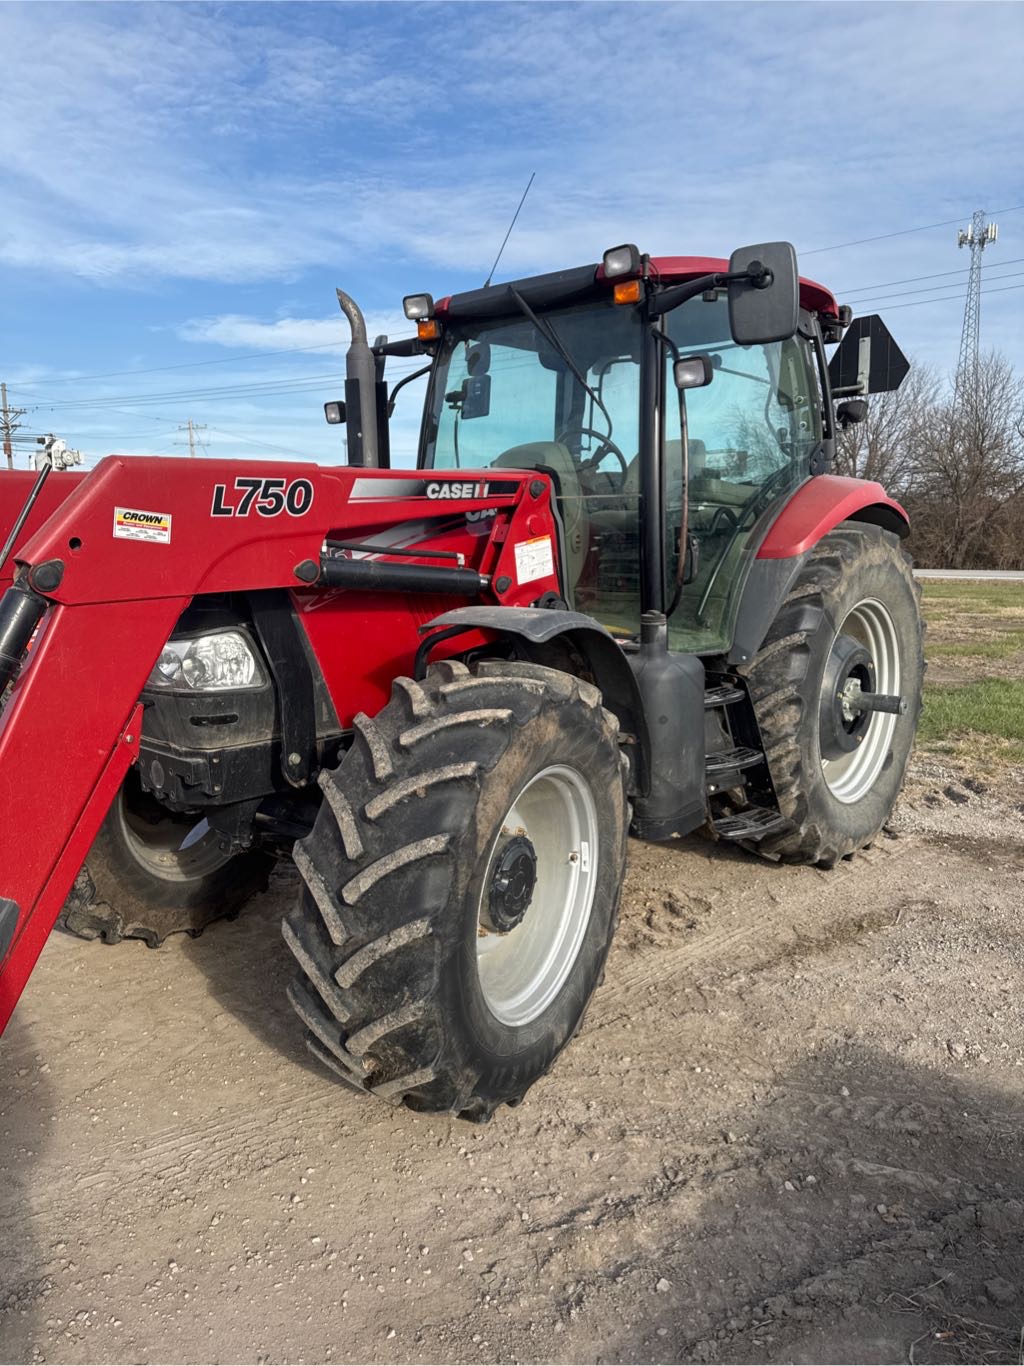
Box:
xmin=425 ymin=481 xmax=487 ymax=500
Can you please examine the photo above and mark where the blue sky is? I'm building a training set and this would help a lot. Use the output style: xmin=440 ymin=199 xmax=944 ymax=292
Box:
xmin=1 ymin=0 xmax=1022 ymax=469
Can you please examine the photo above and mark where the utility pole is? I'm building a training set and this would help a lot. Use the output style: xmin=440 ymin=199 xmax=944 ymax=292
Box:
xmin=954 ymin=208 xmax=998 ymax=408
xmin=1 ymin=384 xmax=27 ymax=472
xmin=176 ymin=418 xmax=207 ymax=458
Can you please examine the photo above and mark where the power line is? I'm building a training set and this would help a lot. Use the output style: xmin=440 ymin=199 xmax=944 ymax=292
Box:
xmin=9 ymin=339 xmax=347 ymax=387
xmin=22 ymin=358 xmax=425 ymax=412
xmin=847 ymin=268 xmax=1024 ymax=308
xmin=858 ymin=280 xmax=1024 ymax=313
xmin=837 ymin=256 xmax=1024 ymax=297
xmin=61 ymin=405 xmax=327 ymax=462
xmin=801 ymin=202 xmax=1024 ymax=256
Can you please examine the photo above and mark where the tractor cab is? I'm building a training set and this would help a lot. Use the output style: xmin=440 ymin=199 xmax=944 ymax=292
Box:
xmin=411 ymin=248 xmax=833 ymax=654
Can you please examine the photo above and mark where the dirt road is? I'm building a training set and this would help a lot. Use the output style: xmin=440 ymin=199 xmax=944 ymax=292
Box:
xmin=2 ymin=757 xmax=1023 ymax=1366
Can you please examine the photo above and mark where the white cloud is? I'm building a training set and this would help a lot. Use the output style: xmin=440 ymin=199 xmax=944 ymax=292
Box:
xmin=178 ymin=308 xmax=413 ymax=352
xmin=179 ymin=315 xmax=347 ymax=353
xmin=2 ymin=0 xmax=1022 ymax=402
xmin=3 ymin=1 xmax=1020 ymax=290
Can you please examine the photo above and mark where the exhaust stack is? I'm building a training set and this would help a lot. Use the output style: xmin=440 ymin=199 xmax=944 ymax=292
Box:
xmin=336 ymin=288 xmax=381 ymax=468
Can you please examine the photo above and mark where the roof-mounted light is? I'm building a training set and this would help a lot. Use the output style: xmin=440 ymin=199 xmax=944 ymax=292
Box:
xmin=602 ymin=244 xmax=642 ymax=279
xmin=403 ymin=293 xmax=435 ymax=321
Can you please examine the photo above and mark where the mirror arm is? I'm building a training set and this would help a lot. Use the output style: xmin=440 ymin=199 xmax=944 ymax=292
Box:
xmin=648 ymin=268 xmax=765 ymax=320
xmin=387 ymin=363 xmax=433 ymax=419
xmin=648 ymin=273 xmax=722 ymax=319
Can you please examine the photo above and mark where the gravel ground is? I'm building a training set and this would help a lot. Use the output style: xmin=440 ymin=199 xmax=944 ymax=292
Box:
xmin=1 ymin=757 xmax=1023 ymax=1366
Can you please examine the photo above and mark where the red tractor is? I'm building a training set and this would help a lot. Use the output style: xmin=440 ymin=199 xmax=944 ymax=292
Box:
xmin=0 ymin=242 xmax=922 ymax=1120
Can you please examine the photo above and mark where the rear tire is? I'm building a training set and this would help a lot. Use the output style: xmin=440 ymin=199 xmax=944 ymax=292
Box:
xmin=740 ymin=523 xmax=923 ymax=867
xmin=284 ymin=660 xmax=628 ymax=1120
xmin=61 ymin=771 xmax=274 ymax=946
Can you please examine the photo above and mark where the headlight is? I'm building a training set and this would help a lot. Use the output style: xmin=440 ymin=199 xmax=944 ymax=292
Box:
xmin=146 ymin=631 xmax=266 ymax=692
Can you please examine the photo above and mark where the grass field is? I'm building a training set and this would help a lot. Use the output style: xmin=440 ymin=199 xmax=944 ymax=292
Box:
xmin=918 ymin=580 xmax=1024 ymax=766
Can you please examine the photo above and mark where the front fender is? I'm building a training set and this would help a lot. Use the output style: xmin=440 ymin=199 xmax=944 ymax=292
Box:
xmin=422 ymin=606 xmax=649 ymax=791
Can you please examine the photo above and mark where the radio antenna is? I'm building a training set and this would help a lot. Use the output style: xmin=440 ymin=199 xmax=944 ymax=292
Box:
xmin=483 ymin=172 xmax=535 ymax=287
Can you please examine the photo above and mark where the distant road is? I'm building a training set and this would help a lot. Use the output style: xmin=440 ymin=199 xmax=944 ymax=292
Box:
xmin=914 ymin=569 xmax=1024 ymax=581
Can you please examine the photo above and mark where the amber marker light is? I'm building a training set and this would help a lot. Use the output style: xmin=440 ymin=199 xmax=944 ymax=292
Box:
xmin=418 ymin=319 xmax=441 ymax=340
xmin=613 ymin=279 xmax=641 ymax=305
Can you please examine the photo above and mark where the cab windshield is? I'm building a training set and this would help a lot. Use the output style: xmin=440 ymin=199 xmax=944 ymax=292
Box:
xmin=421 ymin=292 xmax=821 ymax=651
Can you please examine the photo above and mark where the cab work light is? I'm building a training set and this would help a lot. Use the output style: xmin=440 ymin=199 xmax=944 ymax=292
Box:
xmin=602 ymin=243 xmax=641 ymax=278
xmin=403 ymin=293 xmax=435 ymax=321
xmin=324 ymin=400 xmax=345 ymax=425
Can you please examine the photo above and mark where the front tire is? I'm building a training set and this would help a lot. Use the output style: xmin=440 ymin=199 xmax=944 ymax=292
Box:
xmin=741 ymin=523 xmax=923 ymax=867
xmin=283 ymin=660 xmax=628 ymax=1120
xmin=61 ymin=771 xmax=274 ymax=946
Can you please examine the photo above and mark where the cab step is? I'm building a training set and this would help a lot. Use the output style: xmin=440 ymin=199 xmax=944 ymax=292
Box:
xmin=706 ymin=745 xmax=764 ymax=775
xmin=704 ymin=684 xmax=744 ymax=709
xmin=713 ymin=806 xmax=789 ymax=841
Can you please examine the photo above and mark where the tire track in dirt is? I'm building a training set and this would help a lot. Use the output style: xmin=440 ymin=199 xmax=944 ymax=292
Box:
xmin=3 ymin=775 xmax=1024 ymax=1364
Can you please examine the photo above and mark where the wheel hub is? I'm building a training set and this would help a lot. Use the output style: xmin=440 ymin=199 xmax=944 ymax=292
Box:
xmin=482 ymin=833 xmax=538 ymax=933
xmin=820 ymin=633 xmax=875 ymax=759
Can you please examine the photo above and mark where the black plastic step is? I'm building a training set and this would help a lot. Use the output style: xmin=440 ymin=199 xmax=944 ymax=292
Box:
xmin=705 ymin=745 xmax=764 ymax=775
xmin=713 ymin=806 xmax=788 ymax=841
xmin=704 ymin=684 xmax=744 ymax=709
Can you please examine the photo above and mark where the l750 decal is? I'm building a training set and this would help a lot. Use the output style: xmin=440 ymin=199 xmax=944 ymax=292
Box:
xmin=211 ymin=477 xmax=314 ymax=518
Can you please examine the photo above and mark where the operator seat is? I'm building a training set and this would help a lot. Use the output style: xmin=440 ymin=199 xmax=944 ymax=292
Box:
xmin=587 ymin=440 xmax=710 ymax=535
xmin=609 ymin=439 xmax=754 ymax=516
xmin=491 ymin=442 xmax=588 ymax=591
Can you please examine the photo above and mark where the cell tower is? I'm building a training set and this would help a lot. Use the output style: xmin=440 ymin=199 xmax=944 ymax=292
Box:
xmin=954 ymin=208 xmax=998 ymax=405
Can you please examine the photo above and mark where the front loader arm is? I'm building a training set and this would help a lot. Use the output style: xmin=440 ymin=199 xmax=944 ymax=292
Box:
xmin=0 ymin=456 xmax=558 ymax=1034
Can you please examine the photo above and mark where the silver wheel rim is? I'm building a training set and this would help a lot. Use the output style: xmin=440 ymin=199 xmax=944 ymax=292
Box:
xmin=820 ymin=597 xmax=901 ymax=805
xmin=476 ymin=764 xmax=599 ymax=1027
xmin=116 ymin=783 xmax=233 ymax=882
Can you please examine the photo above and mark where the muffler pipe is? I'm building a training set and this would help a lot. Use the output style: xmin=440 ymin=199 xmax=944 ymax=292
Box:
xmin=336 ymin=288 xmax=380 ymax=468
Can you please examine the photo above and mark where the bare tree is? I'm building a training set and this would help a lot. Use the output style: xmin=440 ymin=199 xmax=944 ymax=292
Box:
xmin=833 ymin=363 xmax=938 ymax=495
xmin=908 ymin=352 xmax=1024 ymax=568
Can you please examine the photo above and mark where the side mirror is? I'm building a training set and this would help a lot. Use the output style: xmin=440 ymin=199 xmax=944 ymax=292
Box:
xmin=836 ymin=399 xmax=868 ymax=429
xmin=673 ymin=354 xmax=714 ymax=390
xmin=727 ymin=241 xmax=799 ymax=345
xmin=324 ymin=400 xmax=346 ymax=425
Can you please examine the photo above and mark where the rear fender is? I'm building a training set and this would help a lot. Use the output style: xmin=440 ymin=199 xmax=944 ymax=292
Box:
xmin=422 ymin=606 xmax=649 ymax=791
xmin=728 ymin=476 xmax=910 ymax=665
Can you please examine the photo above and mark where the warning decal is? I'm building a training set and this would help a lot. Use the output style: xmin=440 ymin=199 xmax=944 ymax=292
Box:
xmin=113 ymin=506 xmax=172 ymax=544
xmin=513 ymin=534 xmax=554 ymax=585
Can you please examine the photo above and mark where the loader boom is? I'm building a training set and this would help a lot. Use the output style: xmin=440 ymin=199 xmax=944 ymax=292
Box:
xmin=0 ymin=455 xmax=559 ymax=1030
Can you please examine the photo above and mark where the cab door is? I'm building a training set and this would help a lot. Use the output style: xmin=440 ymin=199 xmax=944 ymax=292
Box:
xmin=662 ymin=297 xmax=823 ymax=652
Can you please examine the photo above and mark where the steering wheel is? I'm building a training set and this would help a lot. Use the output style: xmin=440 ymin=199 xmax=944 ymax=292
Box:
xmin=556 ymin=426 xmax=629 ymax=478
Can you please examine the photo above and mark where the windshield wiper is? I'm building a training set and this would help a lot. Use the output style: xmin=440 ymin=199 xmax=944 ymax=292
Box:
xmin=508 ymin=287 xmax=615 ymax=441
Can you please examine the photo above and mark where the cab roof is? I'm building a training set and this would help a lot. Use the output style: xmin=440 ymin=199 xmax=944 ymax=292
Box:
xmin=435 ymin=256 xmax=838 ymax=323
